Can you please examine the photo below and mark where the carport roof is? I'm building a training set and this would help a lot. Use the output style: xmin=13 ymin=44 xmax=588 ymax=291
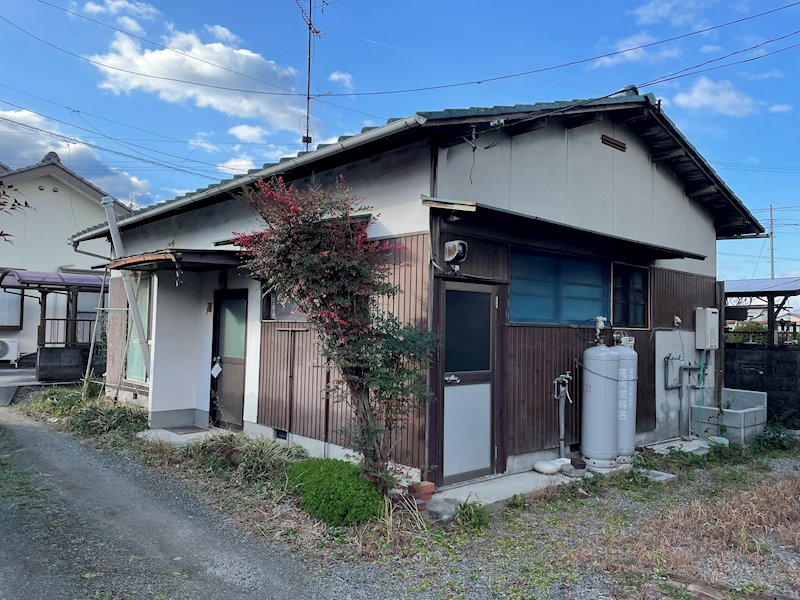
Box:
xmin=105 ymin=249 xmax=242 ymax=272
xmin=724 ymin=277 xmax=800 ymax=297
xmin=0 ymin=269 xmax=108 ymax=291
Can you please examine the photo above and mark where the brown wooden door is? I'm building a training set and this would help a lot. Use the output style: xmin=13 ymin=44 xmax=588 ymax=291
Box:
xmin=212 ymin=289 xmax=247 ymax=429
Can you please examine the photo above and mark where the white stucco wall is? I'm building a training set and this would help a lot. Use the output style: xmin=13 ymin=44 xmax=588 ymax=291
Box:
xmin=121 ymin=142 xmax=432 ymax=255
xmin=436 ymin=120 xmax=717 ymax=276
xmin=1 ymin=174 xmax=112 ymax=356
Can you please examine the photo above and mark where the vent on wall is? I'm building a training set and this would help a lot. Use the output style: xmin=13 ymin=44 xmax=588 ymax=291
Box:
xmin=0 ymin=338 xmax=18 ymax=361
xmin=601 ymin=134 xmax=627 ymax=152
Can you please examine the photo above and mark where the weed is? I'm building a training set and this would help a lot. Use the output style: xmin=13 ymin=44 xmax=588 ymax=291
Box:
xmin=29 ymin=387 xmax=84 ymax=417
xmin=0 ymin=428 xmax=43 ymax=509
xmin=505 ymin=493 xmax=529 ymax=510
xmin=182 ymin=431 xmax=306 ymax=484
xmin=453 ymin=498 xmax=490 ymax=532
xmin=656 ymin=581 xmax=695 ymax=599
xmin=67 ymin=401 xmax=148 ymax=436
xmin=751 ymin=424 xmax=800 ymax=455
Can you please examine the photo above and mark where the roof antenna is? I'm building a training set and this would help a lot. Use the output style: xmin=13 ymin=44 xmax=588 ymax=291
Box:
xmin=296 ymin=0 xmax=322 ymax=151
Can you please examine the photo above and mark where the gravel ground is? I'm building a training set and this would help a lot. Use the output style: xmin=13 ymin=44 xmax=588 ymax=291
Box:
xmin=0 ymin=408 xmax=405 ymax=600
xmin=3 ymin=404 xmax=798 ymax=600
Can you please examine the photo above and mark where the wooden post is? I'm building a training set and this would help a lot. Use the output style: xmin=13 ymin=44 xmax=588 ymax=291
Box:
xmin=767 ymin=295 xmax=776 ymax=346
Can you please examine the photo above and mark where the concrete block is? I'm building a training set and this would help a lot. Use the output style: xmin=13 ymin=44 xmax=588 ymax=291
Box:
xmin=645 ymin=470 xmax=678 ymax=483
xmin=425 ymin=499 xmax=460 ymax=524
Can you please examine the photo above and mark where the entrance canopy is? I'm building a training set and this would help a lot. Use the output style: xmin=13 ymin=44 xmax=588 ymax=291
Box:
xmin=0 ymin=269 xmax=107 ymax=292
xmin=105 ymin=249 xmax=241 ymax=272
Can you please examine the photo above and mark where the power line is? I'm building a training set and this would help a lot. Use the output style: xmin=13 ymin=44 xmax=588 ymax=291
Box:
xmin=313 ymin=1 xmax=800 ymax=97
xmin=31 ymin=0 xmax=387 ymax=121
xmin=0 ymin=98 xmax=227 ymax=175
xmin=0 ymin=115 xmax=220 ymax=179
xmin=13 ymin=1 xmax=800 ymax=101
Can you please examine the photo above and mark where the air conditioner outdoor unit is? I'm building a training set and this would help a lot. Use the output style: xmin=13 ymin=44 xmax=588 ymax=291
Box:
xmin=0 ymin=338 xmax=19 ymax=361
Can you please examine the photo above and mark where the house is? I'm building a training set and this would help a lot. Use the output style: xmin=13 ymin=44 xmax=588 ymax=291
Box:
xmin=0 ymin=152 xmax=130 ymax=374
xmin=70 ymin=89 xmax=762 ymax=485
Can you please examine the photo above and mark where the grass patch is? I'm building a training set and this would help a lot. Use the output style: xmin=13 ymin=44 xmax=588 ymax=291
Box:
xmin=453 ymin=499 xmax=490 ymax=532
xmin=0 ymin=426 xmax=44 ymax=510
xmin=29 ymin=386 xmax=84 ymax=417
xmin=66 ymin=401 xmax=148 ymax=437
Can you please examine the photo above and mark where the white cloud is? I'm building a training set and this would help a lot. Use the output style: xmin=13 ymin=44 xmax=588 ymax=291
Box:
xmin=205 ymin=24 xmax=241 ymax=45
xmin=217 ymin=156 xmax=256 ymax=175
xmin=0 ymin=109 xmax=151 ymax=203
xmin=739 ymin=69 xmax=783 ymax=81
xmin=699 ymin=44 xmax=722 ymax=53
xmin=188 ymin=131 xmax=222 ymax=154
xmin=116 ymin=15 xmax=144 ymax=35
xmin=228 ymin=124 xmax=267 ymax=143
xmin=89 ymin=32 xmax=304 ymax=130
xmin=328 ymin=70 xmax=354 ymax=91
xmin=83 ymin=0 xmax=158 ymax=19
xmin=593 ymin=32 xmax=681 ymax=68
xmin=633 ymin=0 xmax=717 ymax=27
xmin=769 ymin=104 xmax=793 ymax=113
xmin=673 ymin=77 xmax=758 ymax=117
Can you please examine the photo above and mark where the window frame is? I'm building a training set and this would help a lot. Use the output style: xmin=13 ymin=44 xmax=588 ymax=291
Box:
xmin=0 ymin=289 xmax=24 ymax=330
xmin=260 ymin=288 xmax=306 ymax=322
xmin=509 ymin=248 xmax=611 ymax=326
xmin=611 ymin=262 xmax=651 ymax=330
xmin=125 ymin=276 xmax=152 ymax=383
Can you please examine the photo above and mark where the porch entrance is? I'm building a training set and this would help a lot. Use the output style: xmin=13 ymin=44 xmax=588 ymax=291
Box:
xmin=442 ymin=281 xmax=495 ymax=485
xmin=212 ymin=289 xmax=247 ymax=429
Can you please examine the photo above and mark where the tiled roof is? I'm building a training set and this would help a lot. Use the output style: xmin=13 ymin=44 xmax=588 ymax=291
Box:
xmin=70 ymin=89 xmax=762 ymax=241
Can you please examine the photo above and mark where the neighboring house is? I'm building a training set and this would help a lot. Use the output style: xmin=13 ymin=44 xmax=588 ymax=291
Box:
xmin=70 ymin=89 xmax=762 ymax=485
xmin=0 ymin=152 xmax=130 ymax=365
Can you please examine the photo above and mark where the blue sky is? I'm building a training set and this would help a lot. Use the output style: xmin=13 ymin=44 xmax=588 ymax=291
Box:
xmin=1 ymin=0 xmax=798 ymax=280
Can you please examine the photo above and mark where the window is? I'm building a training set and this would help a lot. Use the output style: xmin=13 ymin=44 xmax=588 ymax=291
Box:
xmin=260 ymin=290 xmax=306 ymax=322
xmin=0 ymin=289 xmax=23 ymax=329
xmin=613 ymin=264 xmax=649 ymax=328
xmin=510 ymin=250 xmax=609 ymax=325
xmin=126 ymin=277 xmax=151 ymax=382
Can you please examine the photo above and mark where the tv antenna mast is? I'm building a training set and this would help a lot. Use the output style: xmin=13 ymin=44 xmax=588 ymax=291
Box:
xmin=296 ymin=0 xmax=323 ymax=151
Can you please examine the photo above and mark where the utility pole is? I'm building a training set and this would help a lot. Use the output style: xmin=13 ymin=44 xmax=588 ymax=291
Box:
xmin=770 ymin=203 xmax=775 ymax=279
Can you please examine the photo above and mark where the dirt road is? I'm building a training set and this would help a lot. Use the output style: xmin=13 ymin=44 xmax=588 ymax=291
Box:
xmin=0 ymin=408 xmax=381 ymax=600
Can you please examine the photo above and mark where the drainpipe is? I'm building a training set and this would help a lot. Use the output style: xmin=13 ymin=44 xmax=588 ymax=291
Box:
xmin=101 ymin=196 xmax=150 ymax=379
xmin=664 ymin=355 xmax=702 ymax=436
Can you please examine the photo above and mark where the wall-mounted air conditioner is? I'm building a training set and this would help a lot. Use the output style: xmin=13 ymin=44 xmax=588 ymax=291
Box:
xmin=0 ymin=338 xmax=19 ymax=361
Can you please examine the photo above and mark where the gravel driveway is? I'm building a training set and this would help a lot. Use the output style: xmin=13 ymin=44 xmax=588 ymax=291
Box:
xmin=0 ymin=408 xmax=388 ymax=600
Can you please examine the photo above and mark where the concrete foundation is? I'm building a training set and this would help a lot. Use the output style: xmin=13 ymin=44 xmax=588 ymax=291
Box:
xmin=36 ymin=347 xmax=104 ymax=383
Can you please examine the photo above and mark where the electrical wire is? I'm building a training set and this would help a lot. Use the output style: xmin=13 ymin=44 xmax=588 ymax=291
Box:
xmin=0 ymin=115 xmax=218 ymax=180
xmin=15 ymin=1 xmax=800 ymax=100
xmin=306 ymin=1 xmax=800 ymax=97
xmin=750 ymin=236 xmax=770 ymax=277
xmin=30 ymin=0 xmax=387 ymax=121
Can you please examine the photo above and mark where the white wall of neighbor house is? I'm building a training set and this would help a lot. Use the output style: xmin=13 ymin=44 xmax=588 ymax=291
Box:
xmin=1 ymin=174 xmax=111 ymax=357
xmin=436 ymin=120 xmax=717 ymax=276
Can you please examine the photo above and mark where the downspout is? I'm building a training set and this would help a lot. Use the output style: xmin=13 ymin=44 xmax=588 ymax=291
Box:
xmin=101 ymin=196 xmax=151 ymax=379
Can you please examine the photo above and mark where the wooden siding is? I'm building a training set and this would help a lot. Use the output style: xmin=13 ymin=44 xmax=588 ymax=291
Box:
xmin=505 ymin=267 xmax=718 ymax=455
xmin=257 ymin=233 xmax=430 ymax=469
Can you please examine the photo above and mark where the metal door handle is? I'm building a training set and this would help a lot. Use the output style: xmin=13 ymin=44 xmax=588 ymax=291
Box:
xmin=444 ymin=375 xmax=461 ymax=384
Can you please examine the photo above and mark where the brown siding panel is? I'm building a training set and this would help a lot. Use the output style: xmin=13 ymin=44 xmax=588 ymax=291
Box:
xmin=257 ymin=233 xmax=429 ymax=469
xmin=504 ymin=267 xmax=719 ymax=455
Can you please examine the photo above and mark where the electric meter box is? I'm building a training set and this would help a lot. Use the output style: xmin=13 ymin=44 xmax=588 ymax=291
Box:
xmin=695 ymin=307 xmax=719 ymax=350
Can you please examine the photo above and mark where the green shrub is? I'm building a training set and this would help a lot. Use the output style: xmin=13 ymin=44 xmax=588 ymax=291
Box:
xmin=453 ymin=499 xmax=490 ymax=532
xmin=287 ymin=458 xmax=381 ymax=527
xmin=29 ymin=387 xmax=85 ymax=417
xmin=751 ymin=425 xmax=799 ymax=455
xmin=67 ymin=401 xmax=148 ymax=436
xmin=182 ymin=431 xmax=306 ymax=483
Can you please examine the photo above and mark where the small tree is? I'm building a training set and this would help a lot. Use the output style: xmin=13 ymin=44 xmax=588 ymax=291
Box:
xmin=235 ymin=177 xmax=433 ymax=494
xmin=727 ymin=320 xmax=767 ymax=344
xmin=0 ymin=180 xmax=28 ymax=242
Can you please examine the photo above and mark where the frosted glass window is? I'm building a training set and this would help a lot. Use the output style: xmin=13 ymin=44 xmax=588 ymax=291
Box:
xmin=126 ymin=277 xmax=150 ymax=382
xmin=0 ymin=289 xmax=23 ymax=328
xmin=220 ymin=299 xmax=247 ymax=359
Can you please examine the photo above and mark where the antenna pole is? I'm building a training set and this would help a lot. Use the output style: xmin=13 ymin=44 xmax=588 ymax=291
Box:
xmin=300 ymin=0 xmax=316 ymax=151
